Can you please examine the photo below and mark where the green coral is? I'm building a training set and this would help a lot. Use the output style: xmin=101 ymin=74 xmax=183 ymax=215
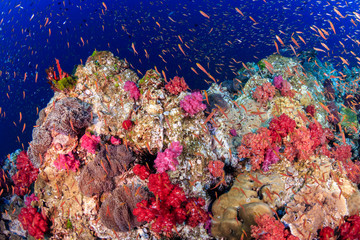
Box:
xmin=52 ymin=76 xmax=77 ymax=92
xmin=91 ymin=50 xmax=98 ymax=57
xmin=66 ymin=219 xmax=73 ymax=229
xmin=257 ymin=60 xmax=266 ymax=71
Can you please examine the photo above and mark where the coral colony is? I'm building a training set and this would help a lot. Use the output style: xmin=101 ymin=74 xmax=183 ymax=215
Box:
xmin=1 ymin=51 xmax=360 ymax=240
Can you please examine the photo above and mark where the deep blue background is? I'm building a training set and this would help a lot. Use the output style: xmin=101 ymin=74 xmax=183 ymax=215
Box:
xmin=0 ymin=0 xmax=359 ymax=160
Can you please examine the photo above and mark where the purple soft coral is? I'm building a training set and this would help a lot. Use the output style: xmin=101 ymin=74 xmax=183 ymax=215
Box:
xmin=154 ymin=142 xmax=183 ymax=173
xmin=262 ymin=147 xmax=280 ymax=172
xmin=124 ymin=81 xmax=140 ymax=100
xmin=180 ymin=92 xmax=206 ymax=116
xmin=273 ymin=75 xmax=284 ymax=89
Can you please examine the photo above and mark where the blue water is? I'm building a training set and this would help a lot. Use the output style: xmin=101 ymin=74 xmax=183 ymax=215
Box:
xmin=0 ymin=0 xmax=359 ymax=160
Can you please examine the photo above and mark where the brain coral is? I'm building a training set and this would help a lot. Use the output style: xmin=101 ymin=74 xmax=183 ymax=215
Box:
xmin=211 ymin=172 xmax=285 ymax=240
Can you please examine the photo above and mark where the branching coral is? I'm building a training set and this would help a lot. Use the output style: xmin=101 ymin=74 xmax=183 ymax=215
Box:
xmin=165 ymin=76 xmax=188 ymax=95
xmin=99 ymin=184 xmax=149 ymax=232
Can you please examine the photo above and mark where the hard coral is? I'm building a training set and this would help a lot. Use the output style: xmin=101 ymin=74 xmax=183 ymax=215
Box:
xmin=252 ymin=82 xmax=276 ymax=104
xmin=165 ymin=76 xmax=188 ymax=95
xmin=180 ymin=91 xmax=206 ymax=116
xmin=11 ymin=151 xmax=39 ymax=196
xmin=18 ymin=206 xmax=49 ymax=239
xmin=54 ymin=152 xmax=80 ymax=172
xmin=80 ymin=133 xmax=101 ymax=154
xmin=133 ymin=172 xmax=208 ymax=235
xmin=99 ymin=184 xmax=149 ymax=232
xmin=124 ymin=81 xmax=140 ymax=100
xmin=251 ymin=214 xmax=299 ymax=240
xmin=154 ymin=141 xmax=183 ymax=173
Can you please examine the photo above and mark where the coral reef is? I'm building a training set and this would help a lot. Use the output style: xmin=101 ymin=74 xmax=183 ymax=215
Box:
xmin=5 ymin=51 xmax=360 ymax=240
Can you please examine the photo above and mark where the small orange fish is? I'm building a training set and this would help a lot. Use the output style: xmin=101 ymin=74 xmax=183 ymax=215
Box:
xmin=199 ymin=10 xmax=210 ymax=19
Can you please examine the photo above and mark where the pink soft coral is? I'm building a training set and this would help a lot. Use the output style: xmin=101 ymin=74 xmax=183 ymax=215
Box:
xmin=251 ymin=214 xmax=298 ymax=240
xmin=253 ymin=82 xmax=276 ymax=104
xmin=154 ymin=142 xmax=183 ymax=173
xmin=262 ymin=147 xmax=280 ymax=172
xmin=18 ymin=206 xmax=49 ymax=239
xmin=25 ymin=194 xmax=39 ymax=207
xmin=54 ymin=152 xmax=80 ymax=172
xmin=124 ymin=81 xmax=140 ymax=100
xmin=11 ymin=151 xmax=39 ymax=196
xmin=165 ymin=76 xmax=188 ymax=95
xmin=290 ymin=126 xmax=314 ymax=161
xmin=180 ymin=92 xmax=206 ymax=116
xmin=273 ymin=75 xmax=283 ymax=89
xmin=80 ymin=133 xmax=100 ymax=154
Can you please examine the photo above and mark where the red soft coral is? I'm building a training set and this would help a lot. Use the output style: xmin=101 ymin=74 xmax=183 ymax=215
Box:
xmin=318 ymin=227 xmax=334 ymax=240
xmin=269 ymin=114 xmax=296 ymax=143
xmin=133 ymin=172 xmax=208 ymax=235
xmin=305 ymin=105 xmax=316 ymax=117
xmin=334 ymin=144 xmax=352 ymax=162
xmin=251 ymin=214 xmax=298 ymax=240
xmin=11 ymin=151 xmax=39 ymax=196
xmin=290 ymin=126 xmax=314 ymax=161
xmin=208 ymin=160 xmax=225 ymax=177
xmin=237 ymin=127 xmax=273 ymax=170
xmin=252 ymin=82 xmax=276 ymax=104
xmin=133 ymin=164 xmax=151 ymax=180
xmin=339 ymin=215 xmax=360 ymax=239
xmin=165 ymin=76 xmax=188 ymax=95
xmin=18 ymin=206 xmax=49 ymax=239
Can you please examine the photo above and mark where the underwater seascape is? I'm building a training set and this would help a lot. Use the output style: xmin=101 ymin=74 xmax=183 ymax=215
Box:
xmin=1 ymin=0 xmax=360 ymax=239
